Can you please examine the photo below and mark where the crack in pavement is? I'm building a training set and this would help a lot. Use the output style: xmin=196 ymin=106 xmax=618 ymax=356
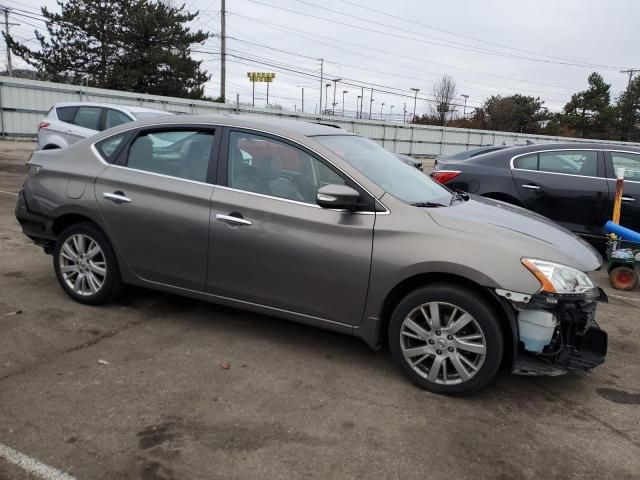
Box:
xmin=0 ymin=317 xmax=151 ymax=384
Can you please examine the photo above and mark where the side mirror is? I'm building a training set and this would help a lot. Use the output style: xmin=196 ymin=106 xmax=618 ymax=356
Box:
xmin=316 ymin=184 xmax=360 ymax=210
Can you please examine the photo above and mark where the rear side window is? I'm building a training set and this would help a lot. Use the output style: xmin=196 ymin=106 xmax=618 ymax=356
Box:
xmin=73 ymin=107 xmax=103 ymax=130
xmin=126 ymin=129 xmax=215 ymax=183
xmin=56 ymin=106 xmax=78 ymax=124
xmin=514 ymin=151 xmax=598 ymax=177
xmin=105 ymin=109 xmax=132 ymax=129
xmin=95 ymin=133 xmax=131 ymax=163
xmin=539 ymin=151 xmax=597 ymax=176
xmin=513 ymin=153 xmax=537 ymax=170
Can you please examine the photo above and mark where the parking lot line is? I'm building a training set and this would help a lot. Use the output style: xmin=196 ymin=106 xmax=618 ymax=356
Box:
xmin=0 ymin=442 xmax=77 ymax=480
xmin=0 ymin=190 xmax=18 ymax=196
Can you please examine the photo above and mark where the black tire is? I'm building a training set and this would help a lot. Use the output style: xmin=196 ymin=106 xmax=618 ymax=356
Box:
xmin=388 ymin=283 xmax=503 ymax=395
xmin=53 ymin=222 xmax=123 ymax=305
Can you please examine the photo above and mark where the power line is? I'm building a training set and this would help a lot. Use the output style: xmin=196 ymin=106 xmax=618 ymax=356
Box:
xmin=240 ymin=0 xmax=623 ymax=69
xmin=333 ymin=0 xmax=623 ymax=69
xmin=228 ymin=11 xmax=577 ymax=92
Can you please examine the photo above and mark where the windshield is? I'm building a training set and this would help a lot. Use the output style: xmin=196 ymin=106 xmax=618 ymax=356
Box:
xmin=315 ymin=135 xmax=453 ymax=205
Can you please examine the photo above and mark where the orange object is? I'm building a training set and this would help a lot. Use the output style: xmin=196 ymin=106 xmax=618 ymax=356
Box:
xmin=612 ymin=168 xmax=625 ymax=224
xmin=521 ymin=259 xmax=557 ymax=293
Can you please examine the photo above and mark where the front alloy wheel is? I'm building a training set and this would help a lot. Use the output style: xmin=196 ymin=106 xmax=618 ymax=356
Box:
xmin=389 ymin=284 xmax=503 ymax=394
xmin=400 ymin=302 xmax=486 ymax=385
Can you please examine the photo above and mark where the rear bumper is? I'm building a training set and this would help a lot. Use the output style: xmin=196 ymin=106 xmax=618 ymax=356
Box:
xmin=15 ymin=190 xmax=56 ymax=251
xmin=511 ymin=289 xmax=608 ymax=376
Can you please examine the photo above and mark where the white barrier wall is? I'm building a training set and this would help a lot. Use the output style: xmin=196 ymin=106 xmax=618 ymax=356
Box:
xmin=2 ymin=76 xmax=639 ymax=156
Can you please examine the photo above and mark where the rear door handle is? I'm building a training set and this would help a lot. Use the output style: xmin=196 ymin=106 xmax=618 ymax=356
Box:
xmin=103 ymin=191 xmax=132 ymax=203
xmin=521 ymin=184 xmax=540 ymax=190
xmin=216 ymin=214 xmax=252 ymax=227
xmin=622 ymin=196 xmax=636 ymax=202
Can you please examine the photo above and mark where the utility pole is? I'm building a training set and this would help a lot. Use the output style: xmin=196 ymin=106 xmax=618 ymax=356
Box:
xmin=300 ymin=87 xmax=304 ymax=113
xmin=342 ymin=90 xmax=347 ymax=116
xmin=319 ymin=58 xmax=324 ymax=115
xmin=621 ymin=69 xmax=639 ymax=90
xmin=356 ymin=95 xmax=362 ymax=119
xmin=410 ymin=88 xmax=420 ymax=122
xmin=461 ymin=94 xmax=469 ymax=119
xmin=332 ymin=78 xmax=341 ymax=115
xmin=390 ymin=105 xmax=394 ymax=121
xmin=266 ymin=82 xmax=269 ymax=106
xmin=403 ymin=103 xmax=407 ymax=123
xmin=220 ymin=0 xmax=226 ymax=102
xmin=360 ymin=86 xmax=364 ymax=119
xmin=3 ymin=7 xmax=18 ymax=77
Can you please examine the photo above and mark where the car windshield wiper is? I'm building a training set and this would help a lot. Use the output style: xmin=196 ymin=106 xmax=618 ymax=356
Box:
xmin=411 ymin=201 xmax=448 ymax=208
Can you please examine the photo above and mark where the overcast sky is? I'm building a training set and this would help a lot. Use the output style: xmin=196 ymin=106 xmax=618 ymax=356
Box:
xmin=6 ymin=0 xmax=639 ymax=118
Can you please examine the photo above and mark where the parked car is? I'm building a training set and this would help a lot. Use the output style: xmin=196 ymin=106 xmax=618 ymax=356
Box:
xmin=16 ymin=116 xmax=608 ymax=394
xmin=432 ymin=142 xmax=640 ymax=243
xmin=36 ymin=102 xmax=175 ymax=150
xmin=395 ymin=153 xmax=423 ymax=170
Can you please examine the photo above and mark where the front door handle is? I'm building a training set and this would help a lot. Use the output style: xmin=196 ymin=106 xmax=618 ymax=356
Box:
xmin=216 ymin=213 xmax=252 ymax=227
xmin=521 ymin=184 xmax=541 ymax=190
xmin=103 ymin=191 xmax=132 ymax=203
xmin=622 ymin=196 xmax=636 ymax=202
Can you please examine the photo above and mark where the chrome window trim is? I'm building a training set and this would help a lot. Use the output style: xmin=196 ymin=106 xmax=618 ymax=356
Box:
xmin=509 ymin=148 xmax=605 ymax=180
xmin=90 ymin=122 xmax=390 ymax=214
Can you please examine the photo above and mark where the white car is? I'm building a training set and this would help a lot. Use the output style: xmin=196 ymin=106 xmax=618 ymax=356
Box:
xmin=36 ymin=102 xmax=175 ymax=150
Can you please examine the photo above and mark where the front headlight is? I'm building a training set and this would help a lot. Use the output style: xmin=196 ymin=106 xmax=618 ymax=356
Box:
xmin=522 ymin=258 xmax=595 ymax=294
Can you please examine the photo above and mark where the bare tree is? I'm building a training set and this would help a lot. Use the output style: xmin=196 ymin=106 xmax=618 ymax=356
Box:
xmin=430 ymin=75 xmax=458 ymax=126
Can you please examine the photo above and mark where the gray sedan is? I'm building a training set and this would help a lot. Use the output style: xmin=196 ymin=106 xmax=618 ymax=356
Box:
xmin=15 ymin=115 xmax=608 ymax=394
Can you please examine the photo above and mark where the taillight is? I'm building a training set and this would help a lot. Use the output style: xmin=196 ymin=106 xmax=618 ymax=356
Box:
xmin=38 ymin=121 xmax=50 ymax=130
xmin=431 ymin=170 xmax=461 ymax=184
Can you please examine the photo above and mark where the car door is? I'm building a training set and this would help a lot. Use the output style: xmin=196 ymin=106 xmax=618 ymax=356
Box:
xmin=605 ymin=150 xmax=640 ymax=232
xmin=207 ymin=128 xmax=375 ymax=327
xmin=94 ymin=125 xmax=219 ymax=291
xmin=510 ymin=149 xmax=609 ymax=237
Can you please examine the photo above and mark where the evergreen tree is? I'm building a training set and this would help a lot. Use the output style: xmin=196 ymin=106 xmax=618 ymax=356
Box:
xmin=617 ymin=75 xmax=640 ymax=142
xmin=6 ymin=0 xmax=210 ymax=98
xmin=562 ymin=72 xmax=617 ymax=139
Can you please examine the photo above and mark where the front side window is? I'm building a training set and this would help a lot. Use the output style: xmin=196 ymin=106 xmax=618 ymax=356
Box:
xmin=315 ymin=135 xmax=451 ymax=205
xmin=228 ymin=132 xmax=345 ymax=204
xmin=105 ymin=109 xmax=132 ymax=129
xmin=610 ymin=152 xmax=640 ymax=181
xmin=538 ymin=151 xmax=598 ymax=176
xmin=73 ymin=107 xmax=102 ymax=131
xmin=126 ymin=130 xmax=214 ymax=183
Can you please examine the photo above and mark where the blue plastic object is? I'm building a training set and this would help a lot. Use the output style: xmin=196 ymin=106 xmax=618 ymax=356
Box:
xmin=604 ymin=221 xmax=640 ymax=242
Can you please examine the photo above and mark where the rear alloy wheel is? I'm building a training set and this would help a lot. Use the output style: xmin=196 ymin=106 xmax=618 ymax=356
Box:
xmin=53 ymin=223 xmax=122 ymax=305
xmin=389 ymin=284 xmax=503 ymax=394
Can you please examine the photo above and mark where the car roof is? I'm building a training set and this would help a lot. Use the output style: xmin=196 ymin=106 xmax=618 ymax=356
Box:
xmin=101 ymin=113 xmax=355 ymax=138
xmin=496 ymin=142 xmax=640 ymax=155
xmin=53 ymin=102 xmax=172 ymax=114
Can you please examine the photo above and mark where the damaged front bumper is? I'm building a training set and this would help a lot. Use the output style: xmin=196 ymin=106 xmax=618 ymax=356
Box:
xmin=498 ymin=287 xmax=608 ymax=377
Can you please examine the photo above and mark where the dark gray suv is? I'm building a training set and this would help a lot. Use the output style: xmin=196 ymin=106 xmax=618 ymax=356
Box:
xmin=15 ymin=115 xmax=608 ymax=394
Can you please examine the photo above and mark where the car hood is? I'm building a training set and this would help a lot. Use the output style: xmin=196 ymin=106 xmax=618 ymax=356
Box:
xmin=425 ymin=195 xmax=602 ymax=272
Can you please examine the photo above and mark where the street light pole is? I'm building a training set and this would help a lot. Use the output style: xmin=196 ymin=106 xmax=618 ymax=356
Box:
xmin=410 ymin=88 xmax=420 ymax=122
xmin=390 ymin=105 xmax=394 ymax=121
xmin=325 ymin=83 xmax=331 ymax=115
xmin=369 ymin=88 xmax=374 ymax=120
xmin=297 ymin=86 xmax=305 ymax=113
xmin=356 ymin=95 xmax=362 ymax=118
xmin=403 ymin=103 xmax=407 ymax=123
xmin=332 ymin=78 xmax=341 ymax=115
xmin=380 ymin=102 xmax=385 ymax=118
xmin=461 ymin=94 xmax=469 ymax=119
xmin=342 ymin=90 xmax=348 ymax=116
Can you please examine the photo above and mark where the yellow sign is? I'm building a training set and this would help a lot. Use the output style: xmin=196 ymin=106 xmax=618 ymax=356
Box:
xmin=247 ymin=72 xmax=276 ymax=83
